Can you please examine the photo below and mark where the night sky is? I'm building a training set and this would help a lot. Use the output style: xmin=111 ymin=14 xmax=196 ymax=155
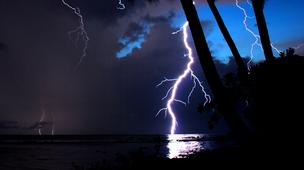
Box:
xmin=0 ymin=0 xmax=303 ymax=134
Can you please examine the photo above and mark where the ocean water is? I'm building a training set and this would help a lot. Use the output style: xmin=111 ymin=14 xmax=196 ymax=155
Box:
xmin=0 ymin=134 xmax=234 ymax=169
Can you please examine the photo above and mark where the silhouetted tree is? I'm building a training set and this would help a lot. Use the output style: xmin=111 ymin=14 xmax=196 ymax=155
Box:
xmin=207 ymin=0 xmax=247 ymax=80
xmin=279 ymin=48 xmax=296 ymax=58
xmin=286 ymin=48 xmax=295 ymax=57
xmin=252 ymin=0 xmax=275 ymax=61
xmin=180 ymin=0 xmax=249 ymax=140
xmin=279 ymin=52 xmax=285 ymax=58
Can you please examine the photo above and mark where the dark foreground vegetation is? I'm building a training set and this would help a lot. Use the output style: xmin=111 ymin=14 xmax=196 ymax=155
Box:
xmin=180 ymin=1 xmax=304 ymax=167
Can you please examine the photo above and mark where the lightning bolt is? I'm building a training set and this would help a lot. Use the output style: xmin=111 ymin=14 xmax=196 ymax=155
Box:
xmin=38 ymin=108 xmax=46 ymax=135
xmin=235 ymin=0 xmax=263 ymax=70
xmin=246 ymin=0 xmax=252 ymax=6
xmin=157 ymin=22 xmax=211 ymax=135
xmin=37 ymin=108 xmax=55 ymax=135
xmin=61 ymin=0 xmax=89 ymax=70
xmin=51 ymin=112 xmax=55 ymax=135
xmin=294 ymin=43 xmax=304 ymax=51
xmin=116 ymin=0 xmax=126 ymax=10
xmin=114 ymin=1 xmax=210 ymax=134
xmin=235 ymin=0 xmax=282 ymax=70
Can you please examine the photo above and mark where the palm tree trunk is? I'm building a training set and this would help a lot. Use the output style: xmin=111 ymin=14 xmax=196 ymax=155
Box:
xmin=180 ymin=0 xmax=248 ymax=139
xmin=252 ymin=0 xmax=275 ymax=61
xmin=180 ymin=0 xmax=224 ymax=99
xmin=207 ymin=0 xmax=247 ymax=78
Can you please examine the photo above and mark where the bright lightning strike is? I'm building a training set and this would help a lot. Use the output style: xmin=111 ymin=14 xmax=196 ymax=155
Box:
xmin=61 ymin=0 xmax=89 ymax=70
xmin=235 ymin=0 xmax=282 ymax=70
xmin=116 ymin=0 xmax=126 ymax=10
xmin=157 ymin=22 xmax=211 ymax=135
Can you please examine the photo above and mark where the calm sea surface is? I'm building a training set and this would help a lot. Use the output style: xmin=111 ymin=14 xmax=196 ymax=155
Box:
xmin=0 ymin=134 xmax=235 ymax=169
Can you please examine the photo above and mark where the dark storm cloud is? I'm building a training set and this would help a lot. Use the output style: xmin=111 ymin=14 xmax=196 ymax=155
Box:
xmin=116 ymin=11 xmax=177 ymax=58
xmin=121 ymin=22 xmax=146 ymax=44
xmin=65 ymin=0 xmax=177 ymax=25
xmin=0 ymin=0 xmax=234 ymax=134
xmin=0 ymin=43 xmax=6 ymax=50
xmin=0 ymin=121 xmax=20 ymax=129
xmin=61 ymin=0 xmax=130 ymax=25
xmin=28 ymin=121 xmax=53 ymax=130
xmin=201 ymin=20 xmax=214 ymax=35
xmin=125 ymin=22 xmax=145 ymax=36
xmin=143 ymin=13 xmax=175 ymax=23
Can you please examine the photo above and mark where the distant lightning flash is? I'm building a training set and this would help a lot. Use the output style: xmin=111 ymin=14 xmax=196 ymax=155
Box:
xmin=294 ymin=43 xmax=304 ymax=51
xmin=38 ymin=109 xmax=46 ymax=135
xmin=157 ymin=22 xmax=211 ymax=135
xmin=37 ymin=108 xmax=55 ymax=135
xmin=235 ymin=0 xmax=282 ymax=70
xmin=61 ymin=0 xmax=89 ymax=70
xmin=116 ymin=0 xmax=126 ymax=10
xmin=51 ymin=112 xmax=55 ymax=135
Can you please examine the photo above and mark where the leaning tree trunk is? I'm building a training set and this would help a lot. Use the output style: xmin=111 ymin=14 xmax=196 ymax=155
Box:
xmin=207 ymin=0 xmax=247 ymax=79
xmin=180 ymin=0 xmax=249 ymax=139
xmin=252 ymin=0 xmax=275 ymax=61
